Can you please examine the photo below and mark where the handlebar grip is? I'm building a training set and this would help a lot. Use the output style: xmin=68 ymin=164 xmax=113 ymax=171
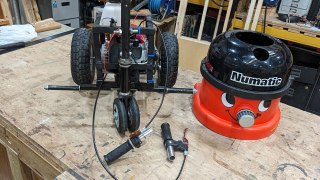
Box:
xmin=161 ymin=122 xmax=173 ymax=142
xmin=104 ymin=140 xmax=134 ymax=165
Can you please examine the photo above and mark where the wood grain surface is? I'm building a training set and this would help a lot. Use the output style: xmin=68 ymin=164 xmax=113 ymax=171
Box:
xmin=0 ymin=35 xmax=319 ymax=179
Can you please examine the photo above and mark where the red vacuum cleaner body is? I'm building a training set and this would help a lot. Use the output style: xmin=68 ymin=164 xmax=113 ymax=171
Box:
xmin=193 ymin=30 xmax=293 ymax=140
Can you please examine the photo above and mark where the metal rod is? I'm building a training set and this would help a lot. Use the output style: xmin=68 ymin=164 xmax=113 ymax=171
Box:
xmin=121 ymin=0 xmax=130 ymax=60
xmin=12 ymin=0 xmax=21 ymax=24
xmin=120 ymin=67 xmax=130 ymax=93
xmin=119 ymin=0 xmax=131 ymax=95
xmin=143 ymin=87 xmax=194 ymax=94
xmin=45 ymin=85 xmax=81 ymax=91
xmin=45 ymin=85 xmax=97 ymax=91
xmin=44 ymin=85 xmax=194 ymax=94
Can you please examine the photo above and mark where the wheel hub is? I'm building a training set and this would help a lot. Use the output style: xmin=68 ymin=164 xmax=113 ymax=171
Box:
xmin=90 ymin=45 xmax=95 ymax=74
xmin=128 ymin=108 xmax=133 ymax=125
xmin=113 ymin=105 xmax=119 ymax=128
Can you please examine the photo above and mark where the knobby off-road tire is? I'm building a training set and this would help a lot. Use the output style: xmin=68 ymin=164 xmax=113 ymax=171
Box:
xmin=158 ymin=32 xmax=179 ymax=88
xmin=71 ymin=28 xmax=95 ymax=85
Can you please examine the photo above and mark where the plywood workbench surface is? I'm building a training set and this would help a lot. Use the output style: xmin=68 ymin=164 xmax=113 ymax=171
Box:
xmin=0 ymin=35 xmax=319 ymax=179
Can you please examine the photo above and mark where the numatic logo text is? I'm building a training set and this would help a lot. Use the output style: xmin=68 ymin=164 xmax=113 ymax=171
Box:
xmin=230 ymin=71 xmax=282 ymax=87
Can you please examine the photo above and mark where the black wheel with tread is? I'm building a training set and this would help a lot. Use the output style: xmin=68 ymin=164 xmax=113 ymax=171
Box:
xmin=158 ymin=32 xmax=179 ymax=88
xmin=127 ymin=97 xmax=140 ymax=132
xmin=113 ymin=98 xmax=128 ymax=134
xmin=71 ymin=28 xmax=95 ymax=85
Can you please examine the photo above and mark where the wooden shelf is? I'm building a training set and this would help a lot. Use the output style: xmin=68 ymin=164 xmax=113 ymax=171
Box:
xmin=232 ymin=12 xmax=320 ymax=48
xmin=178 ymin=0 xmax=228 ymax=10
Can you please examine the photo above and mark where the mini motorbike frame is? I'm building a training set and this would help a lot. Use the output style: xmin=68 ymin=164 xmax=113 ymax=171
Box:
xmin=46 ymin=0 xmax=193 ymax=133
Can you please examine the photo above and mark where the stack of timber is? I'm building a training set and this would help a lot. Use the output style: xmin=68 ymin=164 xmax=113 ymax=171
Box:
xmin=0 ymin=0 xmax=41 ymax=25
xmin=20 ymin=0 xmax=41 ymax=23
xmin=235 ymin=8 xmax=320 ymax=38
xmin=0 ymin=0 xmax=12 ymax=25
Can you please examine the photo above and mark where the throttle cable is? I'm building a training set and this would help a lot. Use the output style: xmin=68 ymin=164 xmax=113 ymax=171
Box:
xmin=92 ymin=19 xmax=186 ymax=180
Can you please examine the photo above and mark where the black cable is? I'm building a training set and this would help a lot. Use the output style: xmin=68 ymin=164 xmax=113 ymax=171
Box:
xmin=140 ymin=20 xmax=187 ymax=180
xmin=142 ymin=20 xmax=169 ymax=128
xmin=138 ymin=18 xmax=147 ymax=27
xmin=176 ymin=155 xmax=187 ymax=180
xmin=93 ymin=19 xmax=170 ymax=180
xmin=92 ymin=74 xmax=118 ymax=180
xmin=130 ymin=47 xmax=139 ymax=64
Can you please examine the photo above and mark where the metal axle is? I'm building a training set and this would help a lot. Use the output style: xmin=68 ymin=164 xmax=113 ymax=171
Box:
xmin=44 ymin=84 xmax=195 ymax=94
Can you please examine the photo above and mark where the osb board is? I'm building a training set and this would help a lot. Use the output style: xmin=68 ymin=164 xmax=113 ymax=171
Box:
xmin=0 ymin=35 xmax=319 ymax=179
xmin=33 ymin=24 xmax=73 ymax=41
xmin=32 ymin=18 xmax=61 ymax=33
xmin=178 ymin=36 xmax=210 ymax=73
xmin=0 ymin=116 xmax=65 ymax=179
xmin=0 ymin=144 xmax=12 ymax=179
xmin=236 ymin=10 xmax=320 ymax=37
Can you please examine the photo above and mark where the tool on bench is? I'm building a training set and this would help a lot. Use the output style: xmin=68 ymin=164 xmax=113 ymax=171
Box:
xmin=161 ymin=122 xmax=188 ymax=161
xmin=104 ymin=127 xmax=153 ymax=164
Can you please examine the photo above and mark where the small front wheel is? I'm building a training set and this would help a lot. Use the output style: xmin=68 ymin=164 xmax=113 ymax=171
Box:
xmin=113 ymin=98 xmax=128 ymax=134
xmin=127 ymin=97 xmax=140 ymax=132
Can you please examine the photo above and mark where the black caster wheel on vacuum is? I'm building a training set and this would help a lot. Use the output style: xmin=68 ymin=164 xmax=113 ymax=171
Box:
xmin=70 ymin=28 xmax=95 ymax=85
xmin=113 ymin=98 xmax=128 ymax=134
xmin=158 ymin=32 xmax=179 ymax=88
xmin=127 ymin=97 xmax=140 ymax=132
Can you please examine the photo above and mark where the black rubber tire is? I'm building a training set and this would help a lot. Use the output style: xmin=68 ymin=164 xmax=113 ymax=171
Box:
xmin=127 ymin=97 xmax=140 ymax=132
xmin=71 ymin=28 xmax=95 ymax=85
xmin=158 ymin=32 xmax=179 ymax=88
xmin=113 ymin=98 xmax=128 ymax=134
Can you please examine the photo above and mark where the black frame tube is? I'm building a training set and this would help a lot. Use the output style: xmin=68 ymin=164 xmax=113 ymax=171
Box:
xmin=119 ymin=0 xmax=131 ymax=94
xmin=120 ymin=67 xmax=130 ymax=93
xmin=92 ymin=10 xmax=156 ymax=90
xmin=121 ymin=0 xmax=130 ymax=60
xmin=45 ymin=85 xmax=194 ymax=94
xmin=46 ymin=3 xmax=194 ymax=99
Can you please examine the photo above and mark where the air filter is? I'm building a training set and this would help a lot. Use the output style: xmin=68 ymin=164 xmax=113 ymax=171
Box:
xmin=193 ymin=30 xmax=293 ymax=140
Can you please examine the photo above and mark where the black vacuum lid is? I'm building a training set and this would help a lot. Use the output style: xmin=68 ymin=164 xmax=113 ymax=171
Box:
xmin=205 ymin=30 xmax=293 ymax=92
